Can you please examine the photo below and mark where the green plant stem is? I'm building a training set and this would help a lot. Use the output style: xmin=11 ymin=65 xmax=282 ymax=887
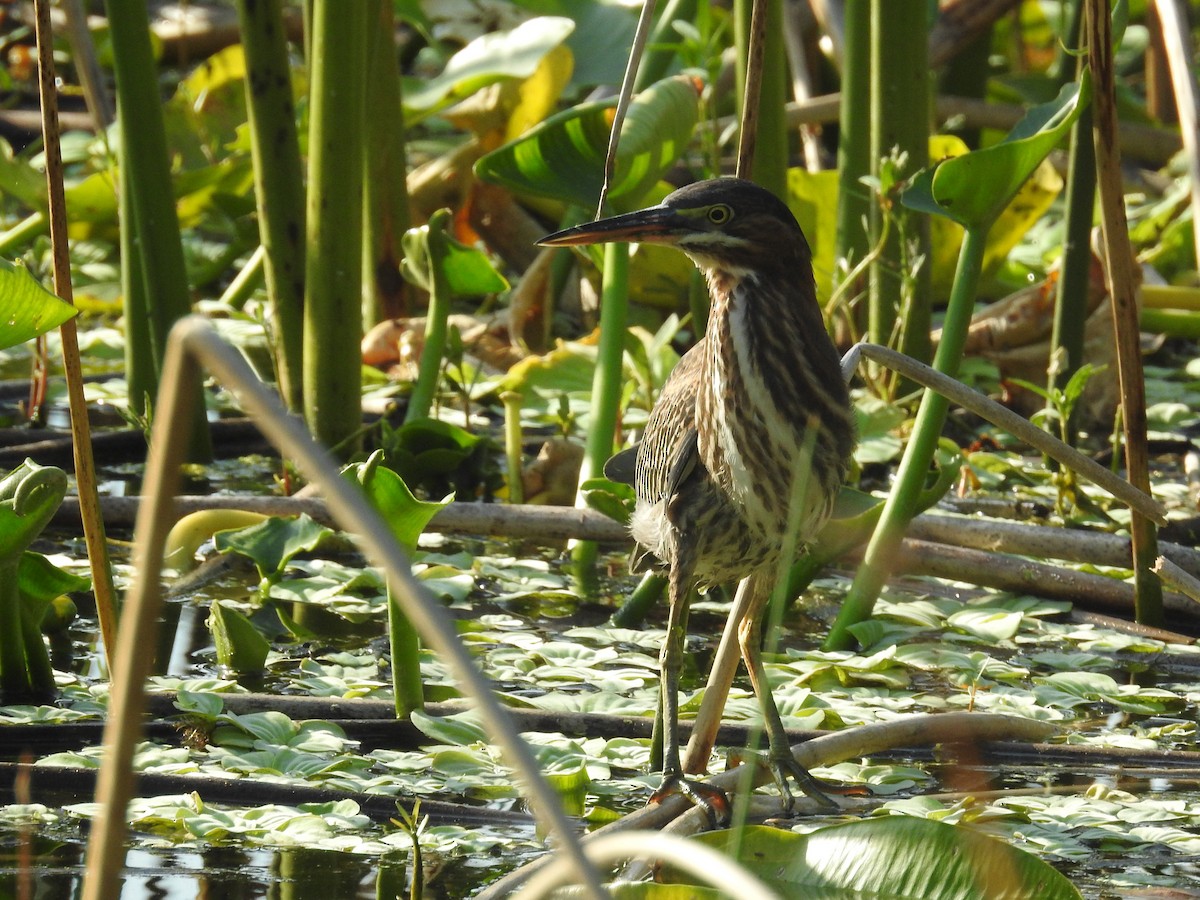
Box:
xmin=105 ymin=0 xmax=210 ymax=460
xmin=734 ymin=0 xmax=788 ymax=197
xmin=501 ymin=391 xmax=525 ymax=504
xmin=571 ymin=243 xmax=630 ymax=569
xmin=1047 ymin=102 xmax=1095 ymax=436
xmin=868 ymin=0 xmax=931 ymax=377
xmin=405 ymin=210 xmax=453 ymax=424
xmin=834 ymin=0 xmax=871 ymax=325
xmin=217 ymin=246 xmax=266 ymax=309
xmin=634 ymin=0 xmax=699 ymax=91
xmin=388 ymin=586 xmax=423 ymax=717
xmin=0 ymin=563 xmax=29 ymax=700
xmin=0 ymin=212 xmax=47 ymax=256
xmin=236 ymin=0 xmax=306 ymax=412
xmin=611 ymin=571 xmax=667 ymax=627
xmin=1142 ymin=307 xmax=1200 ymax=338
xmin=826 ymin=225 xmax=986 ymax=649
xmin=120 ymin=167 xmax=152 ymax=414
xmin=1047 ymin=4 xmax=1094 ymax=442
xmin=303 ymin=0 xmax=368 ymax=455
xmin=362 ymin=0 xmax=410 ymax=327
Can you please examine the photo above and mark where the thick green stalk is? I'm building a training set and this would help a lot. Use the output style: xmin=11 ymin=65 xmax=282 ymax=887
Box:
xmin=405 ymin=211 xmax=453 ymax=424
xmin=0 ymin=213 xmax=47 ymax=257
xmin=1047 ymin=103 xmax=1095 ymax=425
xmin=0 ymin=564 xmax=29 ymax=700
xmin=105 ymin=0 xmax=210 ymax=457
xmin=1047 ymin=2 xmax=1093 ymax=441
xmin=835 ymin=0 xmax=871 ymax=309
xmin=303 ymin=0 xmax=368 ymax=455
xmin=362 ymin=0 xmax=410 ymax=327
xmin=571 ymin=244 xmax=630 ymax=569
xmin=236 ymin=0 xmax=306 ymax=412
xmin=826 ymin=225 xmax=987 ymax=649
xmin=734 ymin=0 xmax=788 ymax=198
xmin=388 ymin=586 xmax=423 ymax=717
xmin=611 ymin=572 xmax=667 ymax=627
xmin=868 ymin=0 xmax=931 ymax=372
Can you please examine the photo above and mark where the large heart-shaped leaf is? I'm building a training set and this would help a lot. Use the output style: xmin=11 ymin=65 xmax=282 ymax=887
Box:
xmin=902 ymin=77 xmax=1089 ymax=229
xmin=475 ymin=75 xmax=701 ymax=213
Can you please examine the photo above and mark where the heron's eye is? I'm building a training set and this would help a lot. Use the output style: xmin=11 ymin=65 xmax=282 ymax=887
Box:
xmin=707 ymin=204 xmax=733 ymax=224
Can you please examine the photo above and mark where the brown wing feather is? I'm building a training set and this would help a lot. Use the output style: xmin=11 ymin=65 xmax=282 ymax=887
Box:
xmin=634 ymin=339 xmax=704 ymax=509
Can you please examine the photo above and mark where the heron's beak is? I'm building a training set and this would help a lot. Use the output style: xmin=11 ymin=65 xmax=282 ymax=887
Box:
xmin=537 ymin=205 xmax=681 ymax=247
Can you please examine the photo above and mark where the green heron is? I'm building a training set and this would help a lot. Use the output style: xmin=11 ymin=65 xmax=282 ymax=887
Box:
xmin=539 ymin=177 xmax=855 ymax=812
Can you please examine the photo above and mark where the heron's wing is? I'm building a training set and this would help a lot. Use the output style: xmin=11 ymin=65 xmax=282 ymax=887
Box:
xmin=635 ymin=340 xmax=704 ymax=508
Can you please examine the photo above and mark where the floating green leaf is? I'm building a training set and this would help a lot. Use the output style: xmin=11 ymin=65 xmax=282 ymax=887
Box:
xmin=214 ymin=514 xmax=334 ymax=586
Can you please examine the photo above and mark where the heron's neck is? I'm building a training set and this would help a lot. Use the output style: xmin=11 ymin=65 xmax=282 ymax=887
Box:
xmin=700 ymin=261 xmax=855 ymax=484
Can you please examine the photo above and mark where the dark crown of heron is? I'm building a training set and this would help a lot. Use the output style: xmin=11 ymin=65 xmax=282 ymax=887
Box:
xmin=651 ymin=179 xmax=813 ymax=278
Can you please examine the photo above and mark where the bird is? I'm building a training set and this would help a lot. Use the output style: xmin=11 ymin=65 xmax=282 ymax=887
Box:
xmin=538 ymin=177 xmax=856 ymax=814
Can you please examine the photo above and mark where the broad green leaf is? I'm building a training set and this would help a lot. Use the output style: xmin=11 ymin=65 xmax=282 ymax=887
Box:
xmin=175 ymin=690 xmax=225 ymax=719
xmin=214 ymin=514 xmax=333 ymax=581
xmin=404 ymin=17 xmax=575 ymax=113
xmin=215 ymin=710 xmax=301 ymax=747
xmin=499 ymin=340 xmax=599 ymax=396
xmin=0 ymin=261 xmax=78 ymax=351
xmin=475 ymin=75 xmax=701 ymax=213
xmin=400 ymin=221 xmax=509 ymax=296
xmin=345 ymin=451 xmax=448 ymax=554
xmin=411 ymin=709 xmax=488 ymax=746
xmin=669 ymin=820 xmax=1081 ymax=899
xmin=18 ymin=551 xmax=90 ymax=603
xmin=947 ymin=609 xmax=1025 ymax=642
xmin=902 ymin=77 xmax=1089 ymax=229
xmin=925 ymin=135 xmax=1065 ymax=294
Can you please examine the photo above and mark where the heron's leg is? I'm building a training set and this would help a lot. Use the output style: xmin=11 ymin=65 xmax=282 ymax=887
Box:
xmin=651 ymin=561 xmax=728 ymax=823
xmin=683 ymin=575 xmax=756 ymax=775
xmin=736 ymin=572 xmax=838 ymax=811
xmin=658 ymin=565 xmax=689 ymax=780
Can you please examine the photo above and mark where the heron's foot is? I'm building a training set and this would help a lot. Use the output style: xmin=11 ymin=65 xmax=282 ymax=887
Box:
xmin=650 ymin=771 xmax=731 ymax=826
xmin=750 ymin=749 xmax=868 ymax=812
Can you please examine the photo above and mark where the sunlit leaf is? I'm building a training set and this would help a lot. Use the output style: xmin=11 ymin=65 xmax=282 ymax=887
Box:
xmin=0 ymin=261 xmax=78 ymax=352
xmin=903 ymin=78 xmax=1089 ymax=229
xmin=475 ymin=75 xmax=701 ymax=213
xmin=214 ymin=514 xmax=334 ymax=582
xmin=404 ymin=17 xmax=575 ymax=113
xmin=668 ymin=820 xmax=1081 ymax=899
